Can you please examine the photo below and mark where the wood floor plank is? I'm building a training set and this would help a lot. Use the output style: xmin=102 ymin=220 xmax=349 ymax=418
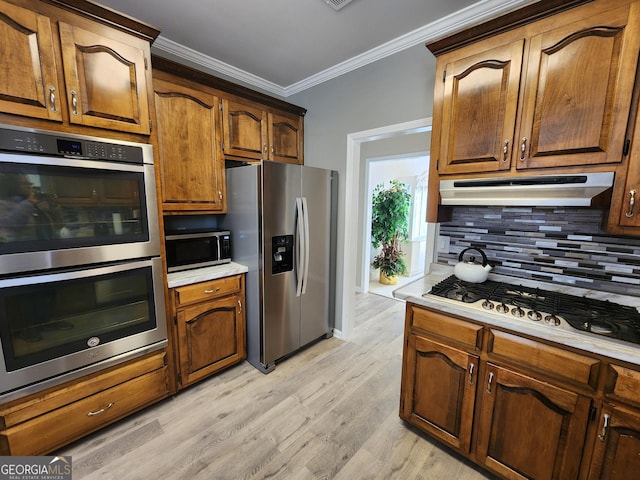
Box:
xmin=57 ymin=293 xmax=495 ymax=479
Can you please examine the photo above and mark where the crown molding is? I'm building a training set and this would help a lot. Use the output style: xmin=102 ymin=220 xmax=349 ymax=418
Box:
xmin=152 ymin=0 xmax=535 ymax=97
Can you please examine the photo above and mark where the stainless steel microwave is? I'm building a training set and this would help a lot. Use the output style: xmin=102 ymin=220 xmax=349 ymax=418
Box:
xmin=165 ymin=229 xmax=231 ymax=272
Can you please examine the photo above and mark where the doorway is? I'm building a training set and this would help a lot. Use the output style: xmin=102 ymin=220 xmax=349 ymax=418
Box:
xmin=340 ymin=118 xmax=436 ymax=340
xmin=364 ymin=153 xmax=429 ymax=298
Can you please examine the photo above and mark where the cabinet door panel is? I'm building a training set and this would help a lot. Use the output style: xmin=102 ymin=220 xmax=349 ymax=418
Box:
xmin=519 ymin=5 xmax=640 ymax=169
xmin=59 ymin=22 xmax=150 ymax=134
xmin=476 ymin=364 xmax=591 ymax=480
xmin=176 ymin=294 xmax=245 ymax=387
xmin=0 ymin=0 xmax=61 ymax=121
xmin=154 ymin=79 xmax=224 ymax=212
xmin=269 ymin=111 xmax=303 ymax=164
xmin=438 ymin=40 xmax=523 ymax=174
xmin=588 ymin=404 xmax=640 ymax=480
xmin=222 ymin=99 xmax=266 ymax=160
xmin=400 ymin=335 xmax=478 ymax=453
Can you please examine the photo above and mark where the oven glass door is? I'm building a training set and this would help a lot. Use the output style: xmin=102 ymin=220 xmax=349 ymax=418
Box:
xmin=0 ymin=259 xmax=167 ymax=396
xmin=0 ymin=155 xmax=159 ymax=274
xmin=0 ymin=160 xmax=148 ymax=249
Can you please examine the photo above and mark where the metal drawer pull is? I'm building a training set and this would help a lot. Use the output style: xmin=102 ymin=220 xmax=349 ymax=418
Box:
xmin=49 ymin=86 xmax=57 ymax=112
xmin=487 ymin=372 xmax=494 ymax=394
xmin=87 ymin=402 xmax=114 ymax=417
xmin=519 ymin=137 xmax=527 ymax=161
xmin=238 ymin=300 xmax=242 ymax=312
xmin=502 ymin=140 xmax=509 ymax=162
xmin=626 ymin=189 xmax=636 ymax=218
xmin=204 ymin=288 xmax=221 ymax=294
xmin=468 ymin=363 xmax=475 ymax=385
xmin=598 ymin=413 xmax=610 ymax=442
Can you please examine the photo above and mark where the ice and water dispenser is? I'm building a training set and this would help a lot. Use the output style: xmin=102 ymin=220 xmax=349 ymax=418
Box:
xmin=272 ymin=235 xmax=294 ymax=274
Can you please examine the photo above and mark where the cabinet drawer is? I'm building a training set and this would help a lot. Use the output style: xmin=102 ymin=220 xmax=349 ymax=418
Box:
xmin=604 ymin=363 xmax=640 ymax=408
xmin=409 ymin=305 xmax=483 ymax=350
xmin=175 ymin=275 xmax=241 ymax=305
xmin=487 ymin=329 xmax=600 ymax=388
xmin=0 ymin=367 xmax=168 ymax=455
xmin=0 ymin=351 xmax=166 ymax=429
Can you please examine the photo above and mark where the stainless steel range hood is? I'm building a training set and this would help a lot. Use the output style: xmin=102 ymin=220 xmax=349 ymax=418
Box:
xmin=439 ymin=172 xmax=615 ymax=207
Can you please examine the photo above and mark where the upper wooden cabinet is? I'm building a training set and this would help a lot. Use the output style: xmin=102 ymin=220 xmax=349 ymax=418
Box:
xmin=57 ymin=22 xmax=151 ymax=134
xmin=153 ymin=75 xmax=225 ymax=213
xmin=267 ymin=110 xmax=304 ymax=164
xmin=0 ymin=0 xmax=156 ymax=135
xmin=221 ymin=98 xmax=304 ymax=164
xmin=0 ymin=0 xmax=62 ymax=122
xmin=221 ymin=98 xmax=267 ymax=161
xmin=434 ymin=2 xmax=640 ymax=175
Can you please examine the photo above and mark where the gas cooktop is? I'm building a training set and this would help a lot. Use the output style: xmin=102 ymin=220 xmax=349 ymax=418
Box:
xmin=425 ymin=275 xmax=640 ymax=346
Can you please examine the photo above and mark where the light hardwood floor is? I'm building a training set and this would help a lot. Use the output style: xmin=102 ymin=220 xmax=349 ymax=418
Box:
xmin=58 ymin=293 xmax=495 ymax=480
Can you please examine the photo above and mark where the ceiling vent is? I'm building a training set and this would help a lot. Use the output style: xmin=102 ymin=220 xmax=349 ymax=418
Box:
xmin=324 ymin=0 xmax=354 ymax=11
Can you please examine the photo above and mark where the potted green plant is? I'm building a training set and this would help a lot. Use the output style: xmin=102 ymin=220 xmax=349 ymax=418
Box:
xmin=371 ymin=179 xmax=411 ymax=285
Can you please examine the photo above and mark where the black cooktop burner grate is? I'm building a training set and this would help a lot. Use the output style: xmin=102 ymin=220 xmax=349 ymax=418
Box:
xmin=429 ymin=275 xmax=640 ymax=345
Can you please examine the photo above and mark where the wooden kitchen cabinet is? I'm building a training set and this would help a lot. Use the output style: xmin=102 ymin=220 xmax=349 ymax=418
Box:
xmin=0 ymin=0 xmax=62 ymax=122
xmin=57 ymin=22 xmax=151 ymax=134
xmin=267 ymin=110 xmax=304 ymax=164
xmin=588 ymin=404 xmax=640 ymax=479
xmin=221 ymin=98 xmax=267 ymax=161
xmin=436 ymin=40 xmax=523 ymax=175
xmin=400 ymin=302 xmax=605 ymax=480
xmin=172 ymin=275 xmax=246 ymax=389
xmin=433 ymin=3 xmax=640 ymax=176
xmin=0 ymin=350 xmax=169 ymax=455
xmin=221 ymin=98 xmax=304 ymax=164
xmin=0 ymin=0 xmax=156 ymax=135
xmin=400 ymin=334 xmax=478 ymax=453
xmin=585 ymin=363 xmax=640 ymax=479
xmin=153 ymin=75 xmax=226 ymax=213
xmin=475 ymin=364 xmax=591 ymax=480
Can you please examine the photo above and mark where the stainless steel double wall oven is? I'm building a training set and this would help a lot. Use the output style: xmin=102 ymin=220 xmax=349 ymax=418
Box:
xmin=0 ymin=124 xmax=167 ymax=400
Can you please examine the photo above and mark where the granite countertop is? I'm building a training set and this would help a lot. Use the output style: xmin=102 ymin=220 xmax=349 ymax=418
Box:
xmin=167 ymin=262 xmax=248 ymax=289
xmin=393 ymin=264 xmax=640 ymax=366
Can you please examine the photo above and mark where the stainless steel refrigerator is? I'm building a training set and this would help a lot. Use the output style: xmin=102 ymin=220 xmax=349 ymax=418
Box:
xmin=221 ymin=160 xmax=337 ymax=373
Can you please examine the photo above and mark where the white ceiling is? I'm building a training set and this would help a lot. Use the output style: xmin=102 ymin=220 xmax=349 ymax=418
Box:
xmin=96 ymin=0 xmax=537 ymax=97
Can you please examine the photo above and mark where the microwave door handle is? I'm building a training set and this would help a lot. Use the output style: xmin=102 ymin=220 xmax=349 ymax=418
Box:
xmin=301 ymin=196 xmax=310 ymax=295
xmin=295 ymin=197 xmax=304 ymax=297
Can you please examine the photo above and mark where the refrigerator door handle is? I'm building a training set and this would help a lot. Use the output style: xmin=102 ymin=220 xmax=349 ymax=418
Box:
xmin=295 ymin=197 xmax=305 ymax=297
xmin=301 ymin=196 xmax=310 ymax=295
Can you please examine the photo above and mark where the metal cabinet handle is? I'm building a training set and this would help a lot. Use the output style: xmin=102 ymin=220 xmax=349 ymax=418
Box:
xmin=219 ymin=191 xmax=223 ymax=201
xmin=238 ymin=300 xmax=242 ymax=312
xmin=48 ymin=86 xmax=57 ymax=112
xmin=468 ymin=362 xmax=475 ymax=385
xmin=263 ymin=144 xmax=268 ymax=154
xmin=598 ymin=413 xmax=610 ymax=441
xmin=71 ymin=90 xmax=78 ymax=115
xmin=487 ymin=372 xmax=494 ymax=394
xmin=204 ymin=288 xmax=220 ymax=294
xmin=519 ymin=137 xmax=528 ymax=161
xmin=87 ymin=402 xmax=114 ymax=417
xmin=626 ymin=190 xmax=636 ymax=218
xmin=502 ymin=140 xmax=509 ymax=162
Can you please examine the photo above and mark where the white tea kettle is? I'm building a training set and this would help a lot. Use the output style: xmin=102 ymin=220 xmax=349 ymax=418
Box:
xmin=454 ymin=247 xmax=492 ymax=283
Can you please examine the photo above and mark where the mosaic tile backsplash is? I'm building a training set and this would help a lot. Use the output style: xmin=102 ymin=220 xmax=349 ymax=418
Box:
xmin=437 ymin=206 xmax=640 ymax=296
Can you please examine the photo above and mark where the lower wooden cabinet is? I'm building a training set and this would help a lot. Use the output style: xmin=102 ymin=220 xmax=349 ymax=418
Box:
xmin=400 ymin=334 xmax=478 ymax=453
xmin=0 ymin=350 xmax=169 ymax=455
xmin=400 ymin=302 xmax=640 ymax=480
xmin=475 ymin=364 xmax=591 ymax=480
xmin=171 ymin=274 xmax=246 ymax=389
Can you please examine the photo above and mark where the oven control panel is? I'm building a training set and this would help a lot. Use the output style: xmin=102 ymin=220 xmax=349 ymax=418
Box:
xmin=0 ymin=124 xmax=144 ymax=164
